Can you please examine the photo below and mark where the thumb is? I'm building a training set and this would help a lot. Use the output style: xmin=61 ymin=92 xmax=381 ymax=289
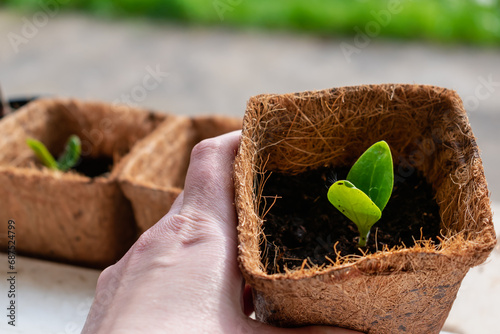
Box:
xmin=180 ymin=130 xmax=240 ymax=224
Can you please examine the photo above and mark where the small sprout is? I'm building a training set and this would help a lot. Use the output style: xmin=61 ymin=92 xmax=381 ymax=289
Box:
xmin=27 ymin=135 xmax=82 ymax=172
xmin=26 ymin=138 xmax=58 ymax=170
xmin=327 ymin=141 xmax=394 ymax=247
xmin=56 ymin=135 xmax=82 ymax=171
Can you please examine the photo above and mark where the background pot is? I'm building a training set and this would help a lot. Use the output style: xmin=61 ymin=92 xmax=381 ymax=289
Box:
xmin=118 ymin=115 xmax=242 ymax=234
xmin=234 ymin=84 xmax=496 ymax=333
xmin=0 ymin=98 xmax=168 ymax=268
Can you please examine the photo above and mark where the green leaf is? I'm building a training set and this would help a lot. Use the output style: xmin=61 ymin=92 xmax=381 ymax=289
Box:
xmin=327 ymin=180 xmax=381 ymax=247
xmin=57 ymin=135 xmax=82 ymax=171
xmin=346 ymin=140 xmax=394 ymax=211
xmin=26 ymin=138 xmax=58 ymax=170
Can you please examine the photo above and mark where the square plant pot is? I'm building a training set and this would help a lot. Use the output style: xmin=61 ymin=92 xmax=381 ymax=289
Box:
xmin=234 ymin=84 xmax=496 ymax=333
xmin=0 ymin=98 xmax=169 ymax=268
xmin=118 ymin=115 xmax=242 ymax=233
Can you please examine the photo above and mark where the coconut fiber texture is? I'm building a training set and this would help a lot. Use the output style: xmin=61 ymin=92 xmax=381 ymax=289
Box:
xmin=118 ymin=115 xmax=242 ymax=234
xmin=0 ymin=98 xmax=168 ymax=268
xmin=234 ymin=84 xmax=496 ymax=333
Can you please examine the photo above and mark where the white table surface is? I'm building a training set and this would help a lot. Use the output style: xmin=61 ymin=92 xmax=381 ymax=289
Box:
xmin=0 ymin=204 xmax=498 ymax=334
xmin=0 ymin=255 xmax=98 ymax=333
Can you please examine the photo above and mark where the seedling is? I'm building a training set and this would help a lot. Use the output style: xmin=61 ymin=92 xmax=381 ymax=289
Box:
xmin=327 ymin=141 xmax=394 ymax=247
xmin=27 ymin=135 xmax=82 ymax=172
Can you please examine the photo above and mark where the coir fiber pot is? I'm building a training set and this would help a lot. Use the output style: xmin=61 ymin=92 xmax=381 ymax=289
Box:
xmin=234 ymin=84 xmax=496 ymax=333
xmin=0 ymin=98 xmax=168 ymax=268
xmin=118 ymin=115 xmax=242 ymax=234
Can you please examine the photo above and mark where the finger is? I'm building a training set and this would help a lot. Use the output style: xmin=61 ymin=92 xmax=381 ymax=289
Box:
xmin=180 ymin=130 xmax=241 ymax=225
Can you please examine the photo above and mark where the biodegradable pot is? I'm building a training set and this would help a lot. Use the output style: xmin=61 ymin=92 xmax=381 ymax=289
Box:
xmin=0 ymin=98 xmax=168 ymax=268
xmin=234 ymin=84 xmax=496 ymax=333
xmin=118 ymin=115 xmax=242 ymax=233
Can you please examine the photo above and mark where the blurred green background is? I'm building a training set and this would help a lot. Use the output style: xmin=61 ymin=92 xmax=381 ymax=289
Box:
xmin=4 ymin=0 xmax=500 ymax=45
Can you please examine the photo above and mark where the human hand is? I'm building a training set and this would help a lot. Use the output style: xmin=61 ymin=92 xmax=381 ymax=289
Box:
xmin=82 ymin=130 xmax=361 ymax=334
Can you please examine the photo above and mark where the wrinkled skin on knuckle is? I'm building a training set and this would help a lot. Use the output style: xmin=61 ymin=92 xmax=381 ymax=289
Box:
xmin=132 ymin=214 xmax=186 ymax=255
xmin=190 ymin=137 xmax=223 ymax=163
xmin=132 ymin=214 xmax=217 ymax=258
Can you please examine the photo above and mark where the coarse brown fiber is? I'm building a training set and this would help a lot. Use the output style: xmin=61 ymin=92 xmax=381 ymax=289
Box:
xmin=0 ymin=98 xmax=167 ymax=268
xmin=234 ymin=84 xmax=496 ymax=333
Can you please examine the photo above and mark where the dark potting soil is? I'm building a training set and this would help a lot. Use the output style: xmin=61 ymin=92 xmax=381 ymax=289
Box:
xmin=259 ymin=167 xmax=442 ymax=274
xmin=73 ymin=156 xmax=113 ymax=178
